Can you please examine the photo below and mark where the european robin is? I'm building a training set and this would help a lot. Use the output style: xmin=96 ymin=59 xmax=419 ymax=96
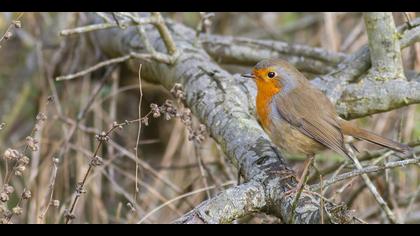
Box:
xmin=243 ymin=58 xmax=411 ymax=192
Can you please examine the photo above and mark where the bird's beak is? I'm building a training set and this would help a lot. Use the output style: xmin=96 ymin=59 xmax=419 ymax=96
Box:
xmin=241 ymin=73 xmax=255 ymax=79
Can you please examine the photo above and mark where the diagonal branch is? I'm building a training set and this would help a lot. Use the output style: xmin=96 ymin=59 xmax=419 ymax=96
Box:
xmin=311 ymin=155 xmax=420 ymax=191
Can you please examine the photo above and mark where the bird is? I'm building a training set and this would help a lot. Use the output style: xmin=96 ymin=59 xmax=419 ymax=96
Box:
xmin=242 ymin=58 xmax=412 ymax=194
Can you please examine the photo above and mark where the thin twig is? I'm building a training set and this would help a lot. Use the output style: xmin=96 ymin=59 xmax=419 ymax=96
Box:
xmin=56 ymin=55 xmax=131 ymax=81
xmin=38 ymin=157 xmax=59 ymax=222
xmin=194 ymin=142 xmax=211 ymax=199
xmin=0 ymin=12 xmax=24 ymax=48
xmin=137 ymin=181 xmax=235 ymax=224
xmin=59 ymin=16 xmax=157 ymax=36
xmin=288 ymin=155 xmax=315 ymax=224
xmin=134 ymin=64 xmax=143 ymax=203
xmin=322 ymin=149 xmax=405 ymax=223
xmin=312 ymin=156 xmax=420 ymax=190
xmin=151 ymin=12 xmax=177 ymax=55
xmin=77 ymin=66 xmax=116 ymax=120
xmin=403 ymin=184 xmax=420 ymax=223
xmin=64 ymin=118 xmax=142 ymax=224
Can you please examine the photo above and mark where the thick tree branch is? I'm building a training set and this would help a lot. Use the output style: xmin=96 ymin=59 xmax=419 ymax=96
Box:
xmin=363 ymin=13 xmax=404 ymax=79
xmin=336 ymin=78 xmax=420 ymax=119
xmin=200 ymin=34 xmax=345 ymax=74
xmin=173 ymin=181 xmax=266 ymax=224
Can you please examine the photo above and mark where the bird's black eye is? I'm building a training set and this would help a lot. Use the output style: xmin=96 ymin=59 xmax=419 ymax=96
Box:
xmin=267 ymin=72 xmax=276 ymax=78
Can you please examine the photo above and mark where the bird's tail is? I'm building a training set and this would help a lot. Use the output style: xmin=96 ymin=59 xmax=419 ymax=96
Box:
xmin=339 ymin=119 xmax=412 ymax=155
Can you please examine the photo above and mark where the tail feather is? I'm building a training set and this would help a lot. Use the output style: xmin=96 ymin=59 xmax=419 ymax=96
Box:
xmin=339 ymin=120 xmax=412 ymax=155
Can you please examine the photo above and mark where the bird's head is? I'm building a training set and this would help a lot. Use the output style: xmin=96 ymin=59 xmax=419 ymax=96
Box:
xmin=242 ymin=58 xmax=299 ymax=97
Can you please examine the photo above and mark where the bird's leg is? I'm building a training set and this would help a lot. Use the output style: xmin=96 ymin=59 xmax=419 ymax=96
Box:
xmin=296 ymin=154 xmax=315 ymax=192
xmin=285 ymin=154 xmax=315 ymax=223
xmin=284 ymin=154 xmax=315 ymax=197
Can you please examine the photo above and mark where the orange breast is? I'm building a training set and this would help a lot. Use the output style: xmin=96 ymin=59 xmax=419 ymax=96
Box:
xmin=256 ymin=92 xmax=273 ymax=129
xmin=254 ymin=70 xmax=282 ymax=129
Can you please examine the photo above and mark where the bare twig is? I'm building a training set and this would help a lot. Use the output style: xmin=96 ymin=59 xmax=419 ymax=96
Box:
xmin=134 ymin=64 xmax=143 ymax=203
xmin=56 ymin=55 xmax=131 ymax=81
xmin=311 ymin=156 xmax=420 ymax=191
xmin=0 ymin=12 xmax=24 ymax=48
xmin=59 ymin=17 xmax=156 ymax=36
xmin=194 ymin=143 xmax=211 ymax=199
xmin=64 ymin=119 xmax=139 ymax=224
xmin=138 ymin=181 xmax=235 ymax=224
xmin=345 ymin=150 xmax=398 ymax=223
xmin=38 ymin=157 xmax=60 ymax=222
xmin=151 ymin=12 xmax=177 ymax=55
xmin=340 ymin=18 xmax=365 ymax=52
xmin=288 ymin=156 xmax=315 ymax=224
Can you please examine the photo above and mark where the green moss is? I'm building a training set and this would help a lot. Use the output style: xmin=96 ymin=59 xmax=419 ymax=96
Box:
xmin=393 ymin=32 xmax=403 ymax=41
xmin=374 ymin=76 xmax=386 ymax=81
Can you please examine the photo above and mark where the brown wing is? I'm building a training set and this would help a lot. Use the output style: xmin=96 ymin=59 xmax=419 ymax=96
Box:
xmin=273 ymin=84 xmax=350 ymax=158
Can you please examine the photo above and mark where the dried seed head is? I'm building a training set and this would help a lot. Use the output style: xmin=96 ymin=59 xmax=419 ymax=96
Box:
xmin=4 ymin=31 xmax=13 ymax=40
xmin=95 ymin=131 xmax=109 ymax=142
xmin=22 ymin=190 xmax=31 ymax=200
xmin=160 ymin=100 xmax=177 ymax=120
xmin=112 ymin=121 xmax=124 ymax=130
xmin=12 ymin=207 xmax=22 ymax=215
xmin=12 ymin=20 xmax=21 ymax=28
xmin=0 ymin=192 xmax=9 ymax=202
xmin=3 ymin=185 xmax=14 ymax=195
xmin=18 ymin=156 xmax=30 ymax=166
xmin=25 ymin=136 xmax=39 ymax=152
xmin=4 ymin=149 xmax=20 ymax=161
xmin=170 ymin=83 xmax=184 ymax=100
xmin=198 ymin=124 xmax=207 ymax=134
xmin=14 ymin=165 xmax=26 ymax=176
xmin=64 ymin=209 xmax=76 ymax=221
xmin=52 ymin=200 xmax=60 ymax=207
xmin=47 ymin=96 xmax=54 ymax=103
xmin=188 ymin=124 xmax=207 ymax=144
xmin=0 ymin=123 xmax=6 ymax=130
xmin=75 ymin=183 xmax=87 ymax=195
xmin=150 ymin=103 xmax=161 ymax=118
xmin=141 ymin=117 xmax=149 ymax=126
xmin=89 ymin=156 xmax=104 ymax=167
xmin=36 ymin=113 xmax=47 ymax=122
xmin=180 ymin=108 xmax=192 ymax=127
